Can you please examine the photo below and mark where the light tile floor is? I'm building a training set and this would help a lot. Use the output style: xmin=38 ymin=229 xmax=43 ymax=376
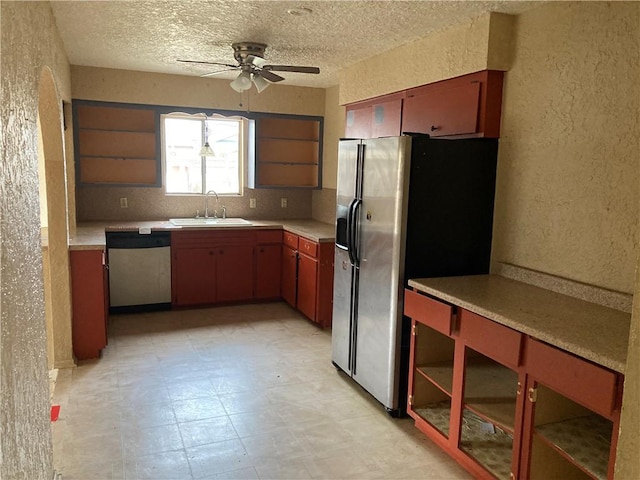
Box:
xmin=52 ymin=302 xmax=472 ymax=480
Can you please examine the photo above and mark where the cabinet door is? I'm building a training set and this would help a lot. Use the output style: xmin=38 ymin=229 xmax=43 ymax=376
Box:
xmin=297 ymin=253 xmax=318 ymax=322
xmin=345 ymin=105 xmax=372 ymax=139
xmin=281 ymin=245 xmax=298 ymax=307
xmin=403 ymin=82 xmax=481 ymax=137
xmin=172 ymin=247 xmax=216 ymax=306
xmin=216 ymin=245 xmax=254 ymax=302
xmin=70 ymin=250 xmax=108 ymax=360
xmin=256 ymin=244 xmax=282 ymax=299
xmin=371 ymin=98 xmax=402 ymax=138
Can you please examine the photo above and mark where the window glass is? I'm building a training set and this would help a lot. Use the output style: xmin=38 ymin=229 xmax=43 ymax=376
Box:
xmin=163 ymin=114 xmax=242 ymax=195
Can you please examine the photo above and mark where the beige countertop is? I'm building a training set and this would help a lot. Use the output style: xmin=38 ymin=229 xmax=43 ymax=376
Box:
xmin=408 ymin=275 xmax=631 ymax=374
xmin=69 ymin=219 xmax=335 ymax=250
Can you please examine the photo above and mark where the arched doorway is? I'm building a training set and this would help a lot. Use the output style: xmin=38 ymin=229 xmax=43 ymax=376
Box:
xmin=38 ymin=67 xmax=75 ymax=370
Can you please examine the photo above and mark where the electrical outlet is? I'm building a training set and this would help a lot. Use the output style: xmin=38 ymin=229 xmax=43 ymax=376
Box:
xmin=281 ymin=197 xmax=287 ymax=208
xmin=119 ymin=197 xmax=128 ymax=208
xmin=249 ymin=198 xmax=256 ymax=208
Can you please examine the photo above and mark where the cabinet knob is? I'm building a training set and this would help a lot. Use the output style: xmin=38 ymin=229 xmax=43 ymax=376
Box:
xmin=430 ymin=125 xmax=439 ymax=132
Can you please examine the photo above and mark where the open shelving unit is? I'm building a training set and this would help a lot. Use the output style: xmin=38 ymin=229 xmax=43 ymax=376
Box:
xmin=74 ymin=102 xmax=159 ymax=186
xmin=250 ymin=115 xmax=322 ymax=189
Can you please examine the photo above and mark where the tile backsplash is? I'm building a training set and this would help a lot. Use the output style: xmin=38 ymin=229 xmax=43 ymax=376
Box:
xmin=76 ymin=186 xmax=314 ymax=222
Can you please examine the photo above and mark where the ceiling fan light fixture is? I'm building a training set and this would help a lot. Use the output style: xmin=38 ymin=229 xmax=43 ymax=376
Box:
xmin=252 ymin=74 xmax=270 ymax=93
xmin=230 ymin=71 xmax=252 ymax=92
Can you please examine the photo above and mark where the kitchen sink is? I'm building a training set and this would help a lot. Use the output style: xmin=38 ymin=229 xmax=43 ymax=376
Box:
xmin=169 ymin=218 xmax=253 ymax=227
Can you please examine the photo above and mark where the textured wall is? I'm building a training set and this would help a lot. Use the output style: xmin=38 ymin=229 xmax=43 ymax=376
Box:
xmin=492 ymin=2 xmax=639 ymax=294
xmin=338 ymin=13 xmax=493 ymax=105
xmin=71 ymin=66 xmax=325 ymax=222
xmin=1 ymin=2 xmax=71 ymax=479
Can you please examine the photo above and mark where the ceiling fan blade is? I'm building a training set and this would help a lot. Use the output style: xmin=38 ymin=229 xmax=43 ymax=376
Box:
xmin=200 ymin=68 xmax=237 ymax=78
xmin=257 ymin=69 xmax=285 ymax=83
xmin=263 ymin=65 xmax=320 ymax=74
xmin=177 ymin=59 xmax=238 ymax=69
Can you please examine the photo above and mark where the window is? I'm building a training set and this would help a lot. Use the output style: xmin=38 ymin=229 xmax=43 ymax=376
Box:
xmin=162 ymin=113 xmax=243 ymax=195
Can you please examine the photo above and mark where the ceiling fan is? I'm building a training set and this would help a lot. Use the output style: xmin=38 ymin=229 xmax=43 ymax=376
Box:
xmin=178 ymin=42 xmax=320 ymax=93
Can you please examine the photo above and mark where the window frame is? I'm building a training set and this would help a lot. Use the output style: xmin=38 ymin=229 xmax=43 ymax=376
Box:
xmin=161 ymin=112 xmax=246 ymax=197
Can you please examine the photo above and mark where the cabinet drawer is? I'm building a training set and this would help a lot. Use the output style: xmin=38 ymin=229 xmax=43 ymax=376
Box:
xmin=298 ymin=238 xmax=318 ymax=258
xmin=283 ymin=232 xmax=298 ymax=249
xmin=404 ymin=289 xmax=453 ymax=336
xmin=459 ymin=309 xmax=522 ymax=370
xmin=256 ymin=229 xmax=282 ymax=244
xmin=526 ymin=338 xmax=619 ymax=418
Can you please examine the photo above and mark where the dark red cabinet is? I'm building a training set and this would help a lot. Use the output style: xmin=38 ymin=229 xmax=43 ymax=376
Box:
xmin=172 ymin=247 xmax=216 ymax=306
xmin=255 ymin=229 xmax=283 ymax=300
xmin=297 ymin=252 xmax=318 ymax=321
xmin=345 ymin=70 xmax=504 ymax=140
xmin=70 ymin=249 xmax=108 ymax=360
xmin=279 ymin=233 xmax=333 ymax=327
xmin=171 ymin=230 xmax=255 ymax=307
xmin=216 ymin=245 xmax=254 ymax=302
xmin=405 ymin=288 xmax=624 ymax=480
xmin=403 ymin=70 xmax=504 ymax=138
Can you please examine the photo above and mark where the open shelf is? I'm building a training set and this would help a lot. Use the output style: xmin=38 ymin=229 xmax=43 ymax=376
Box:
xmin=463 ymin=355 xmax=519 ymax=432
xmin=416 ymin=361 xmax=454 ymax=394
xmin=536 ymin=415 xmax=611 ymax=480
xmin=414 ymin=401 xmax=451 ymax=437
xmin=412 ymin=371 xmax=452 ymax=438
xmin=460 ymin=408 xmax=513 ymax=480
xmin=250 ymin=115 xmax=322 ymax=189
xmin=74 ymin=101 xmax=159 ymax=186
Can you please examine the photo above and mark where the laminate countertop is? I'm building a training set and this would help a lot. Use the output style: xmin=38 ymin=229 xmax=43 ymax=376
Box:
xmin=408 ymin=275 xmax=631 ymax=374
xmin=69 ymin=219 xmax=335 ymax=250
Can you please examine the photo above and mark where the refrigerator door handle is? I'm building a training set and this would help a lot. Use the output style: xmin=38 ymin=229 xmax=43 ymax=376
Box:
xmin=346 ymin=198 xmax=358 ymax=266
xmin=351 ymin=199 xmax=362 ymax=266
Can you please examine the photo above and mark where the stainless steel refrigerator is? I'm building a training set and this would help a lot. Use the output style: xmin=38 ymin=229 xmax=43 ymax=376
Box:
xmin=332 ymin=134 xmax=498 ymax=416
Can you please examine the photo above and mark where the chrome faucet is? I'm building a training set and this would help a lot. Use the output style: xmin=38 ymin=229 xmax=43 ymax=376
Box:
xmin=204 ymin=190 xmax=219 ymax=218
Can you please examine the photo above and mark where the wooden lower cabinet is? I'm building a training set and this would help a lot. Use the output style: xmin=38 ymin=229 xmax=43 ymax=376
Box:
xmin=70 ymin=249 xmax=108 ymax=360
xmin=280 ymin=233 xmax=333 ymax=327
xmin=297 ymin=252 xmax=318 ymax=320
xmin=256 ymin=244 xmax=282 ymax=299
xmin=171 ymin=230 xmax=254 ymax=307
xmin=281 ymin=245 xmax=298 ymax=307
xmin=172 ymin=247 xmax=216 ymax=306
xmin=216 ymin=245 xmax=254 ymax=302
xmin=405 ymin=288 xmax=623 ymax=480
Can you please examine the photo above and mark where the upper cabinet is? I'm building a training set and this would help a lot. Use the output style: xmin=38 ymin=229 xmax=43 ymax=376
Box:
xmin=74 ymin=101 xmax=159 ymax=186
xmin=403 ymin=70 xmax=504 ymax=138
xmin=249 ymin=114 xmax=323 ymax=189
xmin=344 ymin=70 xmax=504 ymax=139
xmin=345 ymin=93 xmax=404 ymax=139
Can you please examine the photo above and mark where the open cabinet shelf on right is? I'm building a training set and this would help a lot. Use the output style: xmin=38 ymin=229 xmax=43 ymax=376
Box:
xmin=521 ymin=338 xmax=622 ymax=480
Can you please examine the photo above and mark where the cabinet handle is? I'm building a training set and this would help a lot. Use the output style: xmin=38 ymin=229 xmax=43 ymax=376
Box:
xmin=527 ymin=387 xmax=537 ymax=403
xmin=430 ymin=125 xmax=439 ymax=132
xmin=517 ymin=381 xmax=522 ymax=396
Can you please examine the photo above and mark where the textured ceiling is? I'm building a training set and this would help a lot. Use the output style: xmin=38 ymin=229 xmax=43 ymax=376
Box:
xmin=50 ymin=1 xmax=539 ymax=88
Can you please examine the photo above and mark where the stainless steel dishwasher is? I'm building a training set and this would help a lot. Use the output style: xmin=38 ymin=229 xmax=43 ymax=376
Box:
xmin=106 ymin=231 xmax=172 ymax=313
